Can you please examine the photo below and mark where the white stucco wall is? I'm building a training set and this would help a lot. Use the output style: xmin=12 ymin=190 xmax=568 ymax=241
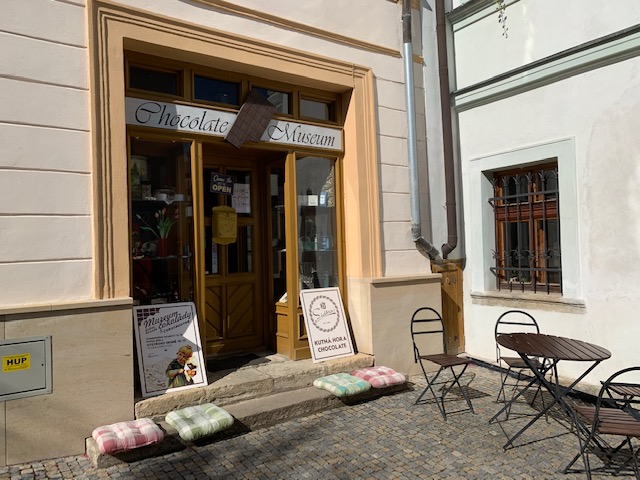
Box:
xmin=450 ymin=0 xmax=640 ymax=385
xmin=452 ymin=0 xmax=640 ymax=89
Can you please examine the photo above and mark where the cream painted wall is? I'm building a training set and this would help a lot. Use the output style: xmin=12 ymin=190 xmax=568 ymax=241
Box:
xmin=0 ymin=0 xmax=443 ymax=466
xmin=117 ymin=0 xmax=435 ymax=277
xmin=0 ymin=0 xmax=92 ymax=306
xmin=369 ymin=275 xmax=442 ymax=375
xmin=0 ymin=0 xmax=437 ymax=311
xmin=450 ymin=0 xmax=640 ymax=386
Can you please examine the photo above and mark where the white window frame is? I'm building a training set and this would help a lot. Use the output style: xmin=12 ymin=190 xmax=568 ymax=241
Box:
xmin=466 ymin=138 xmax=581 ymax=299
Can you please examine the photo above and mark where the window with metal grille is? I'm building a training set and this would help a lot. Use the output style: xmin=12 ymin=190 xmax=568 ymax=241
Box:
xmin=489 ymin=162 xmax=562 ymax=293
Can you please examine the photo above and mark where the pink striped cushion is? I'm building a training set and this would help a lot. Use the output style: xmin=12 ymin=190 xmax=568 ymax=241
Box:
xmin=351 ymin=366 xmax=406 ymax=388
xmin=92 ymin=418 xmax=164 ymax=454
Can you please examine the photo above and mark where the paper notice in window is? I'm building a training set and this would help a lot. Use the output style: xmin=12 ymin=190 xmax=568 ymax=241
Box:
xmin=232 ymin=183 xmax=250 ymax=214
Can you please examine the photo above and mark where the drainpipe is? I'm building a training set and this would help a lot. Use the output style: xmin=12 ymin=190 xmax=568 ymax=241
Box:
xmin=436 ymin=0 xmax=458 ymax=259
xmin=402 ymin=0 xmax=442 ymax=262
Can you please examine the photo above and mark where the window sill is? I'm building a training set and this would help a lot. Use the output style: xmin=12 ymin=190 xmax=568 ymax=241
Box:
xmin=470 ymin=290 xmax=586 ymax=314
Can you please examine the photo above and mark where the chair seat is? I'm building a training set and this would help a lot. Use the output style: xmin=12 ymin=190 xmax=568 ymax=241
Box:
xmin=165 ymin=403 xmax=234 ymax=442
xmin=421 ymin=353 xmax=470 ymax=368
xmin=574 ymin=404 xmax=640 ymax=436
xmin=92 ymin=418 xmax=164 ymax=455
xmin=608 ymin=384 xmax=640 ymax=398
xmin=313 ymin=373 xmax=371 ymax=397
xmin=500 ymin=356 xmax=542 ymax=369
xmin=351 ymin=366 xmax=406 ymax=388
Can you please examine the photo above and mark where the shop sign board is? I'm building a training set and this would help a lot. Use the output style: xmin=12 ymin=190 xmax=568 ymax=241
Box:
xmin=299 ymin=287 xmax=354 ymax=363
xmin=125 ymin=97 xmax=343 ymax=152
xmin=0 ymin=336 xmax=52 ymax=401
xmin=133 ymin=302 xmax=207 ymax=397
xmin=210 ymin=172 xmax=234 ymax=195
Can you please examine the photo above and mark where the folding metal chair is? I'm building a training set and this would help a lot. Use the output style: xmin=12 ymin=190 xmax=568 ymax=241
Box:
xmin=564 ymin=366 xmax=640 ymax=479
xmin=494 ymin=310 xmax=552 ymax=418
xmin=410 ymin=307 xmax=475 ymax=420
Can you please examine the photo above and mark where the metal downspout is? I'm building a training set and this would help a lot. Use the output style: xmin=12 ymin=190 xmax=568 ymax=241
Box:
xmin=402 ymin=0 xmax=442 ymax=262
xmin=436 ymin=0 xmax=458 ymax=259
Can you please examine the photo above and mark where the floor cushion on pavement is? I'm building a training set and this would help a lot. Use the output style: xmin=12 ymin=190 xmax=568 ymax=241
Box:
xmin=165 ymin=403 xmax=234 ymax=442
xmin=92 ymin=418 xmax=164 ymax=455
xmin=351 ymin=366 xmax=407 ymax=388
xmin=313 ymin=372 xmax=372 ymax=397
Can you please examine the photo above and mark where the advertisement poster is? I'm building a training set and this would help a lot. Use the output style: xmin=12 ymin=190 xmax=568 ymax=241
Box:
xmin=133 ymin=302 xmax=207 ymax=397
xmin=299 ymin=287 xmax=355 ymax=363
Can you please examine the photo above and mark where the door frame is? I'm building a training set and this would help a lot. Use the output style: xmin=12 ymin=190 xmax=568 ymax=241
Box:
xmin=196 ymin=143 xmax=287 ymax=357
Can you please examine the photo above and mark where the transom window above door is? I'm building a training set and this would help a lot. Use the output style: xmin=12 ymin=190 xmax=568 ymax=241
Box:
xmin=125 ymin=53 xmax=341 ymax=125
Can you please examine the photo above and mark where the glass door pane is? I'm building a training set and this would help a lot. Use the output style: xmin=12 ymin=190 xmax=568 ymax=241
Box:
xmin=269 ymin=166 xmax=286 ymax=303
xmin=227 ymin=168 xmax=253 ymax=274
xmin=130 ymin=139 xmax=194 ymax=305
xmin=203 ymin=168 xmax=222 ymax=275
xmin=296 ymin=156 xmax=338 ymax=293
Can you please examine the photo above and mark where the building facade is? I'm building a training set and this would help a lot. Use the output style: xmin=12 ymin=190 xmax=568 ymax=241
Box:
xmin=5 ymin=0 xmax=638 ymax=467
xmin=1 ymin=0 xmax=444 ymax=465
xmin=446 ymin=0 xmax=640 ymax=382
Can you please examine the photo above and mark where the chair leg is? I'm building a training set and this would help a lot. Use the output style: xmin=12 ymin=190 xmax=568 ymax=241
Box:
xmin=416 ymin=363 xmax=474 ymax=420
xmin=449 ymin=364 xmax=474 ymax=414
xmin=563 ymin=434 xmax=590 ymax=478
xmin=498 ymin=367 xmax=540 ymax=421
xmin=416 ymin=366 xmax=448 ymax=419
xmin=496 ymin=366 xmax=511 ymax=403
xmin=504 ymin=373 xmax=521 ymax=420
xmin=563 ymin=427 xmax=593 ymax=480
xmin=628 ymin=437 xmax=640 ymax=480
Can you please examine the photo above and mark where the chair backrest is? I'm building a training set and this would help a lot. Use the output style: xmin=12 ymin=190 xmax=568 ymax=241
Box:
xmin=597 ymin=366 xmax=640 ymax=413
xmin=494 ymin=310 xmax=540 ymax=361
xmin=410 ymin=307 xmax=446 ymax=362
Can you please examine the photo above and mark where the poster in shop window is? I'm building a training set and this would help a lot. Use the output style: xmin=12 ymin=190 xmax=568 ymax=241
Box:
xmin=299 ymin=287 xmax=355 ymax=363
xmin=133 ymin=302 xmax=207 ymax=397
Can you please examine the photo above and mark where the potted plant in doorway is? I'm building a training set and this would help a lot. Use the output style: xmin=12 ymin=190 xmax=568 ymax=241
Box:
xmin=136 ymin=207 xmax=179 ymax=257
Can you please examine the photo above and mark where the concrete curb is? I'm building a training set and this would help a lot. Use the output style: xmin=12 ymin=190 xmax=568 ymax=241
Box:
xmin=87 ymin=381 xmax=409 ymax=468
xmin=87 ymin=354 xmax=412 ymax=468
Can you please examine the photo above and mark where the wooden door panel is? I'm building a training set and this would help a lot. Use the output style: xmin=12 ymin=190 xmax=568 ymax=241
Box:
xmin=205 ymin=285 xmax=223 ymax=340
xmin=227 ymin=283 xmax=256 ymax=338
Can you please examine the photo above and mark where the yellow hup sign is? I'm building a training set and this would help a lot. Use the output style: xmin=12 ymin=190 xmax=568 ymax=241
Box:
xmin=3 ymin=353 xmax=30 ymax=372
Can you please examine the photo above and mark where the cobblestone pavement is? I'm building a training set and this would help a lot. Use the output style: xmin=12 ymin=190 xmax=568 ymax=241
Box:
xmin=2 ymin=364 xmax=635 ymax=479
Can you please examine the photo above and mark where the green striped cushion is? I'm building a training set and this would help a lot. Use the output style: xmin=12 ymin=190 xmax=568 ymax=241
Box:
xmin=313 ymin=373 xmax=372 ymax=397
xmin=165 ymin=403 xmax=234 ymax=442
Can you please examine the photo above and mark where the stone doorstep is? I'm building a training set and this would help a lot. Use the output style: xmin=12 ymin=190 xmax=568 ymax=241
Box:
xmin=86 ymin=382 xmax=409 ymax=469
xmin=134 ymin=353 xmax=376 ymax=420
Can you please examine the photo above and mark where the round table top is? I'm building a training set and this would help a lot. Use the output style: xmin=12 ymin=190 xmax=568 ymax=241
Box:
xmin=497 ymin=332 xmax=611 ymax=362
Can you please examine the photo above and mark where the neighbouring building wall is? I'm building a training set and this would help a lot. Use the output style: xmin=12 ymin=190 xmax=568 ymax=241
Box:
xmin=449 ymin=0 xmax=640 ymax=385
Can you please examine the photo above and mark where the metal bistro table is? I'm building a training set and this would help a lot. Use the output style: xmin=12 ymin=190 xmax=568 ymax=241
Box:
xmin=490 ymin=332 xmax=611 ymax=450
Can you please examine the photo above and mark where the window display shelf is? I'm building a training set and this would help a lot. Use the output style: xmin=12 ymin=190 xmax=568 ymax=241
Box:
xmin=130 ymin=139 xmax=194 ymax=305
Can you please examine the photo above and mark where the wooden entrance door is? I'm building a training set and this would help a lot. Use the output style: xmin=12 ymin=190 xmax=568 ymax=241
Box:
xmin=202 ymin=152 xmax=264 ymax=356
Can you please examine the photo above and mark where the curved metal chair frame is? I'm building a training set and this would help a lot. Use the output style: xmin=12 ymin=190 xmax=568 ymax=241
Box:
xmin=564 ymin=366 xmax=640 ymax=479
xmin=494 ymin=310 xmax=554 ymax=419
xmin=410 ymin=307 xmax=475 ymax=420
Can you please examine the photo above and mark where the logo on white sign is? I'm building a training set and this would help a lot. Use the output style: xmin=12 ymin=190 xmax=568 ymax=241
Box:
xmin=308 ymin=295 xmax=340 ymax=332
